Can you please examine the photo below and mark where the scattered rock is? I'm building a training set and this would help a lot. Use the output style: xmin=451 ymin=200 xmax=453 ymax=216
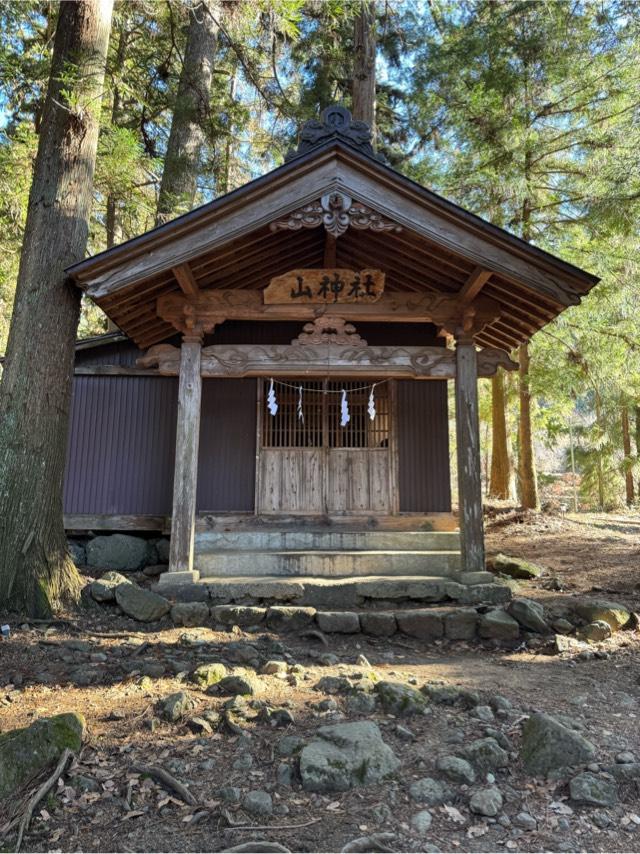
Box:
xmin=411 ymin=810 xmax=433 ymax=834
xmin=216 ymin=671 xmax=262 ymax=696
xmin=0 ymin=713 xmax=85 ymax=797
xmin=261 ymin=660 xmax=289 ymax=676
xmin=277 ymin=735 xmax=305 ymax=757
xmin=552 ymin=618 xmax=574 ymax=634
xmin=408 ymin=777 xmax=451 ymax=806
xmin=551 ymin=634 xmax=587 ymax=655
xmin=375 ymin=681 xmax=428 ymax=716
xmin=520 ymin=713 xmax=596 ymax=776
xmin=508 ymin=598 xmax=549 ymax=633
xmin=191 ymin=662 xmax=228 ymax=688
xmin=574 ymin=600 xmax=631 ymax=632
xmin=115 ymin=583 xmax=170 ymax=622
xmin=315 ymin=675 xmax=353 ymax=695
xmin=603 ymin=763 xmax=640 ymax=782
xmin=615 ymin=751 xmax=636 ymax=764
xmin=470 ymin=786 xmax=503 ymax=817
xmin=460 ymin=737 xmax=509 ymax=773
xmin=299 ymin=721 xmax=400 ymax=792
xmin=471 ymin=704 xmax=494 ymax=722
xmin=89 ymin=571 xmax=131 ymax=603
xmin=436 ymin=755 xmax=476 ymax=785
xmin=171 ymin=602 xmax=209 ymax=627
xmin=143 ymin=563 xmax=166 ymax=577
xmin=316 ymin=612 xmax=361 ymax=634
xmin=514 ymin=812 xmax=537 ymax=831
xmin=346 ymin=693 xmax=377 ymax=715
xmin=569 ymin=772 xmax=618 ymax=806
xmin=489 ymin=553 xmax=544 ymax=580
xmin=577 ymin=620 xmax=612 ymax=643
xmin=422 ymin=683 xmax=480 ymax=708
xmin=276 ymin=763 xmax=293 ymax=787
xmin=219 ymin=785 xmax=241 ymax=803
xmin=67 ymin=539 xmax=86 ymax=566
xmin=187 ymin=716 xmax=213 ymax=734
xmin=160 ymin=691 xmax=192 ymax=722
xmin=86 ymin=534 xmax=156 ymax=570
xmin=479 ymin=610 xmax=520 ymax=640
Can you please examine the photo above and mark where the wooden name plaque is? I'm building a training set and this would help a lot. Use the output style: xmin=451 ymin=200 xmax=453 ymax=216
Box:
xmin=264 ymin=268 xmax=385 ymax=304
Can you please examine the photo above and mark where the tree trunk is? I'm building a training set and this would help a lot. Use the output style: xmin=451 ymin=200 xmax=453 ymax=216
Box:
xmin=0 ymin=0 xmax=114 ymax=616
xmin=156 ymin=1 xmax=219 ymax=224
xmin=517 ymin=342 xmax=539 ymax=509
xmin=352 ymin=1 xmax=376 ymax=139
xmin=621 ymin=404 xmax=634 ymax=506
xmin=489 ymin=368 xmax=512 ymax=499
xmin=635 ymin=406 xmax=640 ymax=497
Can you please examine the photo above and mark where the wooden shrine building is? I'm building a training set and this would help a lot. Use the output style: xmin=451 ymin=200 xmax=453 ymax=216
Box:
xmin=64 ymin=106 xmax=599 ymax=587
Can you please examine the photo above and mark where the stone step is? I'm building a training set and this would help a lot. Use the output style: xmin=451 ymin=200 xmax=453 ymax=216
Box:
xmin=196 ymin=549 xmax=462 ymax=578
xmin=162 ymin=574 xmax=510 ymax=608
xmin=195 ymin=530 xmax=460 ymax=553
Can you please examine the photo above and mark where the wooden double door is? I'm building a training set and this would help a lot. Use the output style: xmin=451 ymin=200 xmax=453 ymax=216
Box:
xmin=257 ymin=379 xmax=397 ymax=514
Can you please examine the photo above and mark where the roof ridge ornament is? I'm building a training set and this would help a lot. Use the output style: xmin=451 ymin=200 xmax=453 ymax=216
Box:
xmin=270 ymin=191 xmax=402 ymax=237
xmin=286 ymin=105 xmax=377 ymax=161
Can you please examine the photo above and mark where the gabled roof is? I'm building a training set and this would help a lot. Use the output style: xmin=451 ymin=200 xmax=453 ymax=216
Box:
xmin=67 ymin=106 xmax=599 ymax=352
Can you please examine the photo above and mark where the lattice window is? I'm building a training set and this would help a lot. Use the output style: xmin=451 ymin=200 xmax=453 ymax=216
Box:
xmin=261 ymin=379 xmax=390 ymax=449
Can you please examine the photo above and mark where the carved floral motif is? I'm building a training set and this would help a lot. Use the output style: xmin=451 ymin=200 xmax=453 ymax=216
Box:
xmin=291 ymin=317 xmax=368 ymax=347
xmin=270 ymin=191 xmax=401 ymax=237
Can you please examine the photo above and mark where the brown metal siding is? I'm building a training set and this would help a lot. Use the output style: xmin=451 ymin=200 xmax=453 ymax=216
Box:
xmin=197 ymin=379 xmax=257 ymax=512
xmin=64 ymin=376 xmax=178 ymax=514
xmin=397 ymin=380 xmax=451 ymax=512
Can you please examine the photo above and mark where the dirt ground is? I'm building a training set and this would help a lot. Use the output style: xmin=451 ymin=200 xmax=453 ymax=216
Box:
xmin=1 ymin=511 xmax=639 ymax=854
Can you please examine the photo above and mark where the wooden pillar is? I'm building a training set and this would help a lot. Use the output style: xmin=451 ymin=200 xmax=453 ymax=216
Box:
xmin=454 ymin=335 xmax=485 ymax=573
xmin=164 ymin=338 xmax=202 ymax=583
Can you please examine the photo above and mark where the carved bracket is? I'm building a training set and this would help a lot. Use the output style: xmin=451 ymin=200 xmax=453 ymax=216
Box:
xmin=285 ymin=105 xmax=378 ymax=160
xmin=270 ymin=191 xmax=402 ymax=238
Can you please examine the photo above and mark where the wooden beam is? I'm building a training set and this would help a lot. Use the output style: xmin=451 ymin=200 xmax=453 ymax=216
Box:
xmin=172 ymin=263 xmax=200 ymax=297
xmin=165 ymin=341 xmax=202 ymax=583
xmin=64 ymin=514 xmax=167 ymax=531
xmin=323 ymin=233 xmax=337 ymax=267
xmin=454 ymin=336 xmax=485 ymax=572
xmin=138 ymin=342 xmax=518 ymax=379
xmin=457 ymin=267 xmax=492 ymax=305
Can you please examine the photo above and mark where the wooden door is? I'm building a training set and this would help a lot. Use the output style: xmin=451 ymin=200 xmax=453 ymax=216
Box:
xmin=257 ymin=379 xmax=395 ymax=515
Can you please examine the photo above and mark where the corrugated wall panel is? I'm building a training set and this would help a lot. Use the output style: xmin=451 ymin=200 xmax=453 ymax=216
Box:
xmin=397 ymin=380 xmax=451 ymax=512
xmin=64 ymin=376 xmax=178 ymax=514
xmin=197 ymin=379 xmax=257 ymax=512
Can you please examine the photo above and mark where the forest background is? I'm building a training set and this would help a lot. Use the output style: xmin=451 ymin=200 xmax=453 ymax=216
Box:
xmin=2 ymin=0 xmax=640 ymax=514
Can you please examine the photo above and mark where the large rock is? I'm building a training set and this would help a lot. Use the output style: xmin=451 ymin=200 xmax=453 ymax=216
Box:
xmin=299 ymin=721 xmax=400 ymax=792
xmin=569 ymin=772 xmax=617 ymax=806
xmin=115 ymin=583 xmax=170 ymax=622
xmin=67 ymin=539 xmax=86 ymax=566
xmin=574 ymin=600 xmax=631 ymax=632
xmin=374 ymin=681 xmax=428 ymax=716
xmin=86 ymin=534 xmax=156 ymax=570
xmin=436 ymin=755 xmax=476 ymax=785
xmin=479 ymin=609 xmax=520 ymax=640
xmin=160 ymin=691 xmax=192 ymax=722
xmin=171 ymin=602 xmax=209 ymax=627
xmin=395 ymin=609 xmax=444 ymax=640
xmin=316 ymin=611 xmax=360 ymax=634
xmin=508 ymin=598 xmax=549 ymax=633
xmin=520 ymin=713 xmax=595 ymax=776
xmin=489 ymin=554 xmax=544 ymax=580
xmin=0 ymin=713 xmax=85 ymax=797
xmin=266 ymin=606 xmax=316 ymax=632
xmin=90 ymin=570 xmax=131 ymax=603
xmin=211 ymin=605 xmax=266 ymax=627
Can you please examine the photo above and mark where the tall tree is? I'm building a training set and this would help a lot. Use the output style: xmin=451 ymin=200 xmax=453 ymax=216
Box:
xmin=517 ymin=343 xmax=539 ymax=509
xmin=156 ymin=0 xmax=219 ymax=223
xmin=489 ymin=369 xmax=513 ymax=499
xmin=0 ymin=0 xmax=114 ymax=615
xmin=352 ymin=1 xmax=376 ymax=135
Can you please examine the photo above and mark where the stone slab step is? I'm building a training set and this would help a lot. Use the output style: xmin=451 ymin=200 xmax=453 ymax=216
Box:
xmin=195 ymin=530 xmax=460 ymax=553
xmin=196 ymin=549 xmax=462 ymax=578
xmin=159 ymin=574 xmax=511 ymax=608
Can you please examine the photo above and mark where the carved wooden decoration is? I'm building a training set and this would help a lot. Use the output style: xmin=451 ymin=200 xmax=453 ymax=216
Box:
xmin=269 ymin=192 xmax=401 ymax=237
xmin=292 ymin=317 xmax=368 ymax=347
xmin=138 ymin=343 xmax=517 ymax=379
xmin=264 ymin=268 xmax=384 ymax=305
xmin=285 ymin=105 xmax=377 ymax=160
